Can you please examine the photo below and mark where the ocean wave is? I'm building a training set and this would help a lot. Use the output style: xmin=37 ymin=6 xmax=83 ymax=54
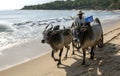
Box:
xmin=13 ymin=16 xmax=74 ymax=27
xmin=0 ymin=21 xmax=16 ymax=32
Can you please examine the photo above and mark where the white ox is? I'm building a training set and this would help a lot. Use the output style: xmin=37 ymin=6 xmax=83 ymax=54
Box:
xmin=72 ymin=18 xmax=103 ymax=65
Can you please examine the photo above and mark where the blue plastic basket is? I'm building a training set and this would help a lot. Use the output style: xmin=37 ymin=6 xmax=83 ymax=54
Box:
xmin=85 ymin=16 xmax=93 ymax=22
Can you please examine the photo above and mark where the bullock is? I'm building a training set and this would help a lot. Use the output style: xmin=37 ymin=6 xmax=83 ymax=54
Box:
xmin=72 ymin=18 xmax=103 ymax=65
xmin=41 ymin=24 xmax=73 ymax=66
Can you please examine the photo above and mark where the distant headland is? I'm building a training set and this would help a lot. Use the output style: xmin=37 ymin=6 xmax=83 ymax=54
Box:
xmin=22 ymin=0 xmax=120 ymax=10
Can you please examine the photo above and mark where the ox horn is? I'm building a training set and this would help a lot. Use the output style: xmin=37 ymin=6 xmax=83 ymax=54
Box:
xmin=45 ymin=24 xmax=51 ymax=30
xmin=43 ymin=24 xmax=49 ymax=33
xmin=44 ymin=23 xmax=53 ymax=32
xmin=47 ymin=23 xmax=53 ymax=31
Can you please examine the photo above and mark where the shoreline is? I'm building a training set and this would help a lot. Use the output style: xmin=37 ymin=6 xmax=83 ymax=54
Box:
xmin=0 ymin=51 xmax=50 ymax=71
xmin=0 ymin=38 xmax=51 ymax=71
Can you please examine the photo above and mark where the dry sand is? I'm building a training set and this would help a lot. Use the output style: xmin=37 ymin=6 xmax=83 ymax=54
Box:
xmin=0 ymin=21 xmax=120 ymax=76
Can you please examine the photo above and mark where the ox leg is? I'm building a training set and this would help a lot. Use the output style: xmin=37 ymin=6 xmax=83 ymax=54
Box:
xmin=82 ymin=49 xmax=86 ymax=65
xmin=65 ymin=46 xmax=70 ymax=58
xmin=51 ymin=50 xmax=59 ymax=61
xmin=57 ymin=48 xmax=63 ymax=66
xmin=90 ymin=47 xmax=95 ymax=60
xmin=72 ymin=42 xmax=75 ymax=55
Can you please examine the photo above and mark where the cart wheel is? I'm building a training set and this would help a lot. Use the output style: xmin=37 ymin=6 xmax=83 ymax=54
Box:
xmin=98 ymin=35 xmax=104 ymax=48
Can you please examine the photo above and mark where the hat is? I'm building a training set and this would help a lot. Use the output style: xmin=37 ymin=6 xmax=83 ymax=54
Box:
xmin=77 ymin=10 xmax=84 ymax=15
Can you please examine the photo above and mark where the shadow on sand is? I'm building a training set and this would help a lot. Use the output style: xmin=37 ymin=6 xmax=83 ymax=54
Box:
xmin=59 ymin=43 xmax=120 ymax=76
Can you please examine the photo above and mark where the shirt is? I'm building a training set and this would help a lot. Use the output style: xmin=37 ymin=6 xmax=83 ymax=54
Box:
xmin=73 ymin=16 xmax=85 ymax=27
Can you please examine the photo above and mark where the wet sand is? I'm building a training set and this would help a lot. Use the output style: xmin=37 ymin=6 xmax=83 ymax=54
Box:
xmin=0 ymin=19 xmax=120 ymax=76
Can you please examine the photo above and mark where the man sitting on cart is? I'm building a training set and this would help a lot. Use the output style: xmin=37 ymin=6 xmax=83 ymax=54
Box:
xmin=73 ymin=10 xmax=85 ymax=27
xmin=72 ymin=10 xmax=93 ymax=27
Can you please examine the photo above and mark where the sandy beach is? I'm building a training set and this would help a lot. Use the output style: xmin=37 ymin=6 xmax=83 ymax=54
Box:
xmin=0 ymin=19 xmax=120 ymax=76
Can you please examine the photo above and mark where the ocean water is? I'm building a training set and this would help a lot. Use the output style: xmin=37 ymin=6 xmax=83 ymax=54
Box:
xmin=0 ymin=10 xmax=120 ymax=49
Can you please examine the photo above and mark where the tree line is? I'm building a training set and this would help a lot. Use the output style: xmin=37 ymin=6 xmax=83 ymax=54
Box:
xmin=22 ymin=0 xmax=120 ymax=10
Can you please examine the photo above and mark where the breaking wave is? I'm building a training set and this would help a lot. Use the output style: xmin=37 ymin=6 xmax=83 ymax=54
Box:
xmin=0 ymin=21 xmax=16 ymax=32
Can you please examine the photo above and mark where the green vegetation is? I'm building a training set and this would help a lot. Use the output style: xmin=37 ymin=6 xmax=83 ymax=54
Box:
xmin=22 ymin=0 xmax=120 ymax=10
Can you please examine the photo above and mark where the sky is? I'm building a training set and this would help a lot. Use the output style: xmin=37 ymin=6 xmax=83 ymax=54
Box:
xmin=0 ymin=0 xmax=55 ymax=10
